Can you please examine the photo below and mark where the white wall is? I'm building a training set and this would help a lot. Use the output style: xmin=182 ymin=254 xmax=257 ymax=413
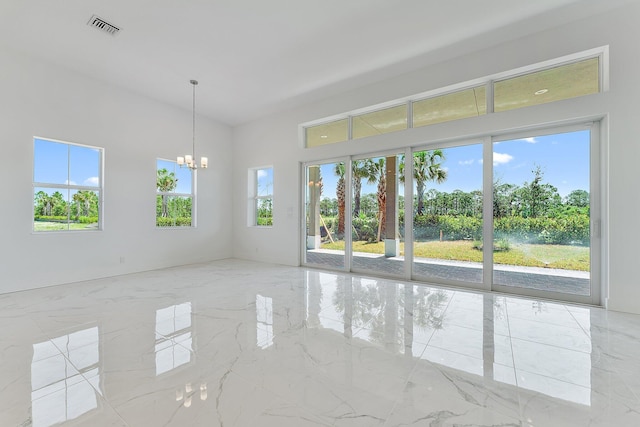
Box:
xmin=232 ymin=2 xmax=640 ymax=314
xmin=0 ymin=47 xmax=233 ymax=293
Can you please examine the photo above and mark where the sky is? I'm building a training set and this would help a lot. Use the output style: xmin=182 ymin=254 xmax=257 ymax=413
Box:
xmin=34 ymin=138 xmax=100 ymax=187
xmin=157 ymin=159 xmax=192 ymax=194
xmin=314 ymin=129 xmax=590 ymax=200
xmin=257 ymin=167 xmax=274 ymax=197
xmin=34 ymin=138 xmax=101 ymax=199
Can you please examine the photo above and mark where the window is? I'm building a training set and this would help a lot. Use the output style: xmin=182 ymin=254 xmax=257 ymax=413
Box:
xmin=492 ymin=129 xmax=593 ymax=298
xmin=411 ymin=143 xmax=483 ymax=284
xmin=33 ymin=137 xmax=102 ymax=232
xmin=304 ymin=161 xmax=347 ymax=269
xmin=494 ymin=57 xmax=599 ymax=112
xmin=156 ymin=159 xmax=193 ymax=227
xmin=248 ymin=167 xmax=273 ymax=226
xmin=352 ymin=104 xmax=407 ymax=139
xmin=306 ymin=119 xmax=349 ymax=148
xmin=302 ymin=123 xmax=600 ymax=306
xmin=302 ymin=49 xmax=604 ymax=148
xmin=413 ymin=86 xmax=486 ymax=128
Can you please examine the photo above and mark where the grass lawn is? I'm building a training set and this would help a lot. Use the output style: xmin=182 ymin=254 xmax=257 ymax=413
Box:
xmin=321 ymin=240 xmax=589 ymax=271
xmin=33 ymin=221 xmax=98 ymax=231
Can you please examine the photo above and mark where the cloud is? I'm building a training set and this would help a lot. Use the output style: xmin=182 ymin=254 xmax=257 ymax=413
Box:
xmin=257 ymin=170 xmax=268 ymax=179
xmin=84 ymin=177 xmax=99 ymax=186
xmin=518 ymin=137 xmax=537 ymax=144
xmin=459 ymin=159 xmax=475 ymax=165
xmin=65 ymin=180 xmax=77 ymax=185
xmin=493 ymin=152 xmax=514 ymax=166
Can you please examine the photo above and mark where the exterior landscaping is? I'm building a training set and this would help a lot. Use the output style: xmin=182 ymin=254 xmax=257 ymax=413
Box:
xmin=311 ymin=147 xmax=590 ymax=273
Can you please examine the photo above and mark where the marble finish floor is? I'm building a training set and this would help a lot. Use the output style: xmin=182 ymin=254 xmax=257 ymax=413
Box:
xmin=1 ymin=259 xmax=640 ymax=427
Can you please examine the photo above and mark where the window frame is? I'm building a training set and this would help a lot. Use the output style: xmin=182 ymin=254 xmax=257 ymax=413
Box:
xmin=32 ymin=136 xmax=104 ymax=233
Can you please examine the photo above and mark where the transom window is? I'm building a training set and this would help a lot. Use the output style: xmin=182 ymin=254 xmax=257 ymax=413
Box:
xmin=494 ymin=57 xmax=599 ymax=112
xmin=302 ymin=49 xmax=604 ymax=148
xmin=33 ymin=137 xmax=103 ymax=232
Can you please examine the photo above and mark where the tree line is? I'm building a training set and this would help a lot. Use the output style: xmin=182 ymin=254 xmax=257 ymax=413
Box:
xmin=319 ymin=151 xmax=449 ymax=241
xmin=34 ymin=190 xmax=99 ymax=222
xmin=315 ymin=152 xmax=589 ymax=244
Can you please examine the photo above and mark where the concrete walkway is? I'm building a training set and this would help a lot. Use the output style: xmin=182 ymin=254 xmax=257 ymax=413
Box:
xmin=305 ymin=249 xmax=590 ymax=296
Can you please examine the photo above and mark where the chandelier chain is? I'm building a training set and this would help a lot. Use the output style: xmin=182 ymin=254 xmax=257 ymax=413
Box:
xmin=191 ymin=79 xmax=197 ymax=161
xmin=177 ymin=79 xmax=206 ymax=170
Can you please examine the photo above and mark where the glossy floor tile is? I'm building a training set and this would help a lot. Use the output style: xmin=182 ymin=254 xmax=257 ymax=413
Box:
xmin=1 ymin=259 xmax=640 ymax=426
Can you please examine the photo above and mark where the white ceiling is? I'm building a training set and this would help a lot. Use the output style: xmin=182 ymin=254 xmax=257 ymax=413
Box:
xmin=0 ymin=0 xmax=634 ymax=125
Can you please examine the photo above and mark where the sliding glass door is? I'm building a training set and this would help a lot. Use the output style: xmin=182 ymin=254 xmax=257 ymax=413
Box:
xmin=491 ymin=127 xmax=597 ymax=301
xmin=303 ymin=161 xmax=348 ymax=270
xmin=350 ymin=153 xmax=404 ymax=278
xmin=411 ymin=142 xmax=484 ymax=286
xmin=302 ymin=124 xmax=600 ymax=305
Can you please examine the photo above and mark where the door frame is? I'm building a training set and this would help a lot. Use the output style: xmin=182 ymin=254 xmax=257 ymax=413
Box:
xmin=301 ymin=120 xmax=605 ymax=306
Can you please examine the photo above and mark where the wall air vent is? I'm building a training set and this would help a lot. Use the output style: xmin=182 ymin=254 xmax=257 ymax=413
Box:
xmin=87 ymin=15 xmax=120 ymax=36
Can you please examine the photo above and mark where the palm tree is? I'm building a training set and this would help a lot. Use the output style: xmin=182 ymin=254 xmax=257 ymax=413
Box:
xmin=400 ymin=150 xmax=447 ymax=215
xmin=72 ymin=192 xmax=85 ymax=217
xmin=157 ymin=168 xmax=178 ymax=217
xmin=34 ymin=191 xmax=57 ymax=217
xmin=334 ymin=162 xmax=346 ymax=235
xmin=72 ymin=191 xmax=94 ymax=217
xmin=352 ymin=160 xmax=369 ymax=217
xmin=51 ymin=191 xmax=67 ymax=217
xmin=366 ymin=158 xmax=386 ymax=241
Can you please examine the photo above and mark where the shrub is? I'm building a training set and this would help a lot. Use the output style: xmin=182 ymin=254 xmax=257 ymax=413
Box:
xmin=494 ymin=214 xmax=589 ymax=245
xmin=78 ymin=216 xmax=98 ymax=224
xmin=257 ymin=217 xmax=273 ymax=226
xmin=322 ymin=216 xmax=337 ymax=232
xmin=156 ymin=217 xmax=192 ymax=227
xmin=414 ymin=215 xmax=482 ymax=241
xmin=34 ymin=215 xmax=68 ymax=222
xmin=413 ymin=214 xmax=589 ymax=245
xmin=352 ymin=216 xmax=378 ymax=242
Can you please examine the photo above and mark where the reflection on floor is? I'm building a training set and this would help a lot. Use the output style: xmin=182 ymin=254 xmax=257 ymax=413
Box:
xmin=307 ymin=249 xmax=591 ymax=295
xmin=0 ymin=259 xmax=637 ymax=426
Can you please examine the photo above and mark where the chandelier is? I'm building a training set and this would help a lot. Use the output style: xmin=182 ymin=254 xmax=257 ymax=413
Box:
xmin=177 ymin=79 xmax=208 ymax=170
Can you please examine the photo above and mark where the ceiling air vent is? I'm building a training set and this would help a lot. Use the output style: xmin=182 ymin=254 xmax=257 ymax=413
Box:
xmin=87 ymin=15 xmax=120 ymax=36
